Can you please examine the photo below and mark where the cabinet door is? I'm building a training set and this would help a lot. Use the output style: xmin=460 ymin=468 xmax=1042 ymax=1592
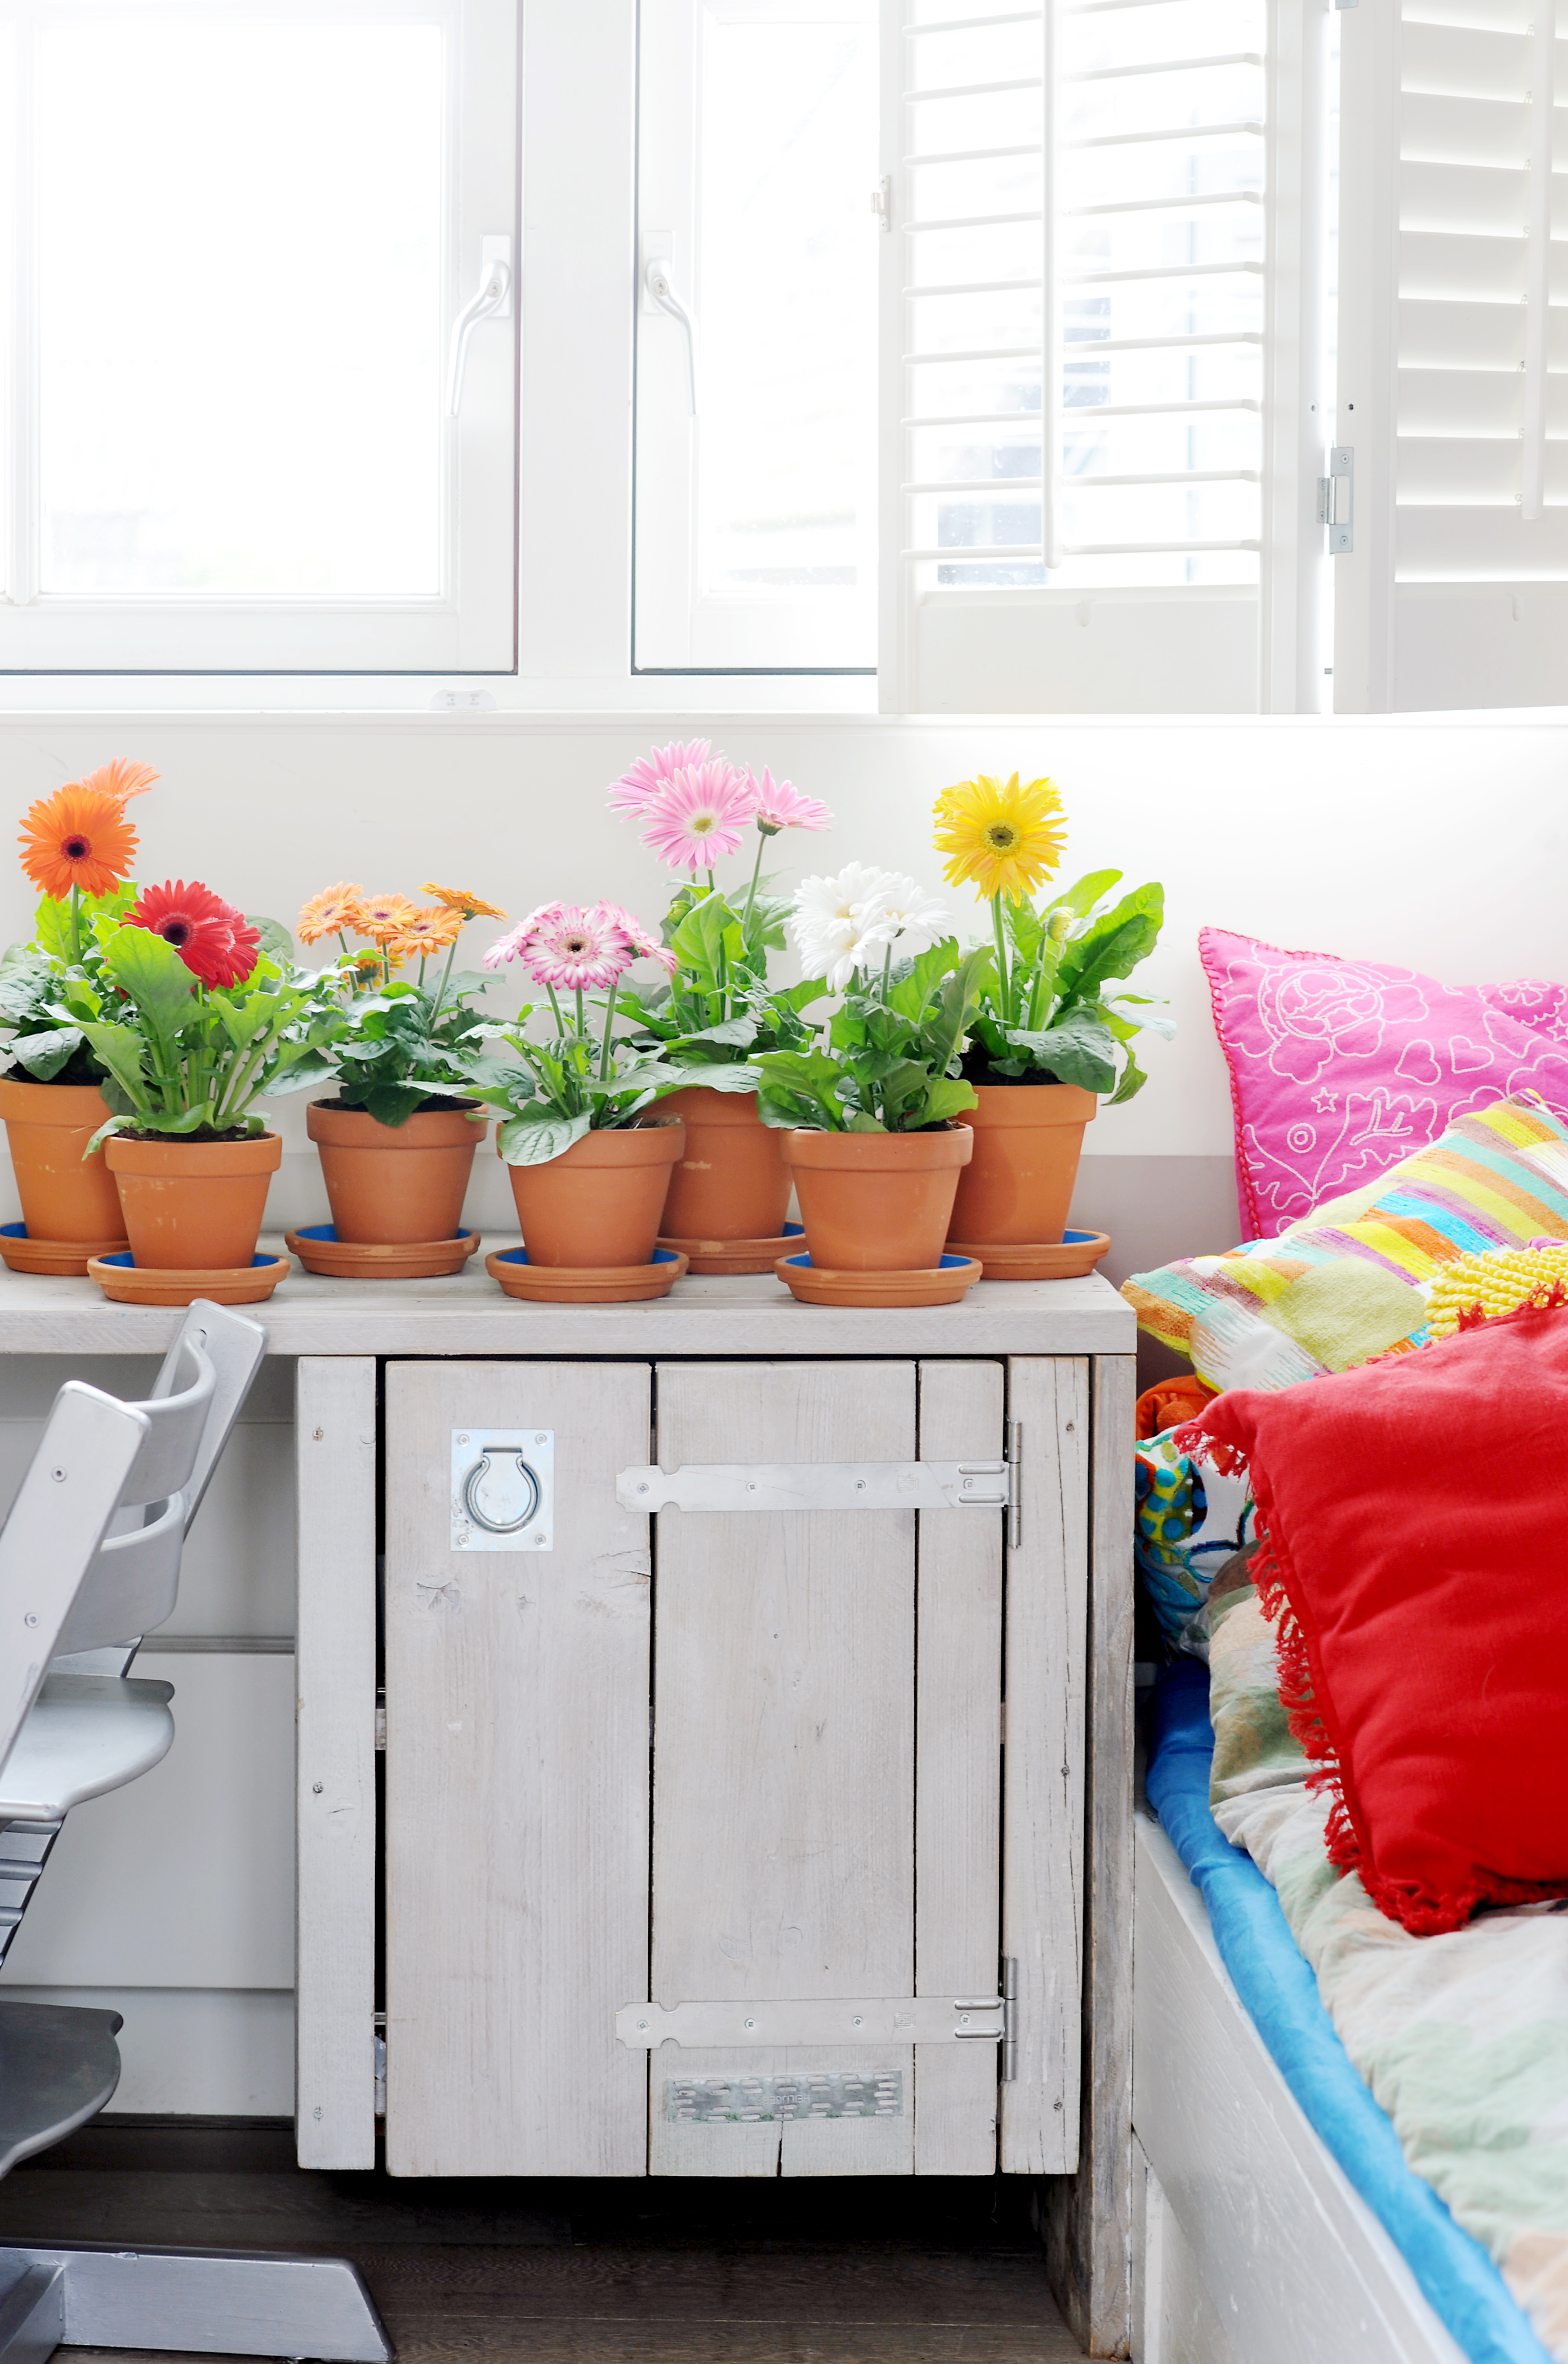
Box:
xmin=648 ymin=1358 xmax=1004 ymax=2176
xmin=383 ymin=1360 xmax=652 ymax=2175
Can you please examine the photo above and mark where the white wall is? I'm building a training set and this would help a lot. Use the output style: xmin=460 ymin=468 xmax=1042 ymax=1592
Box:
xmin=0 ymin=707 xmax=1562 ymax=1259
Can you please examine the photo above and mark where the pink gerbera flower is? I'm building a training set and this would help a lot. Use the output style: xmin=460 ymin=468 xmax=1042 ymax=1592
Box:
xmin=606 ymin=738 xmax=714 ymax=818
xmin=639 ymin=760 xmax=758 ymax=873
xmin=599 ymin=902 xmax=679 ymax=973
xmin=519 ymin=903 xmax=635 ymax=991
xmin=482 ymin=902 xmax=564 ymax=971
xmin=746 ymin=768 xmax=832 ymax=838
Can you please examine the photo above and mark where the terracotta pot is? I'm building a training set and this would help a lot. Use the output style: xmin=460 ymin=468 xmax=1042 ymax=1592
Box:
xmin=105 ymin=1132 xmax=282 ymax=1270
xmin=659 ymin=1086 xmax=790 ymax=1242
xmin=0 ymin=1079 xmax=124 ymax=1245
xmin=501 ymin=1120 xmax=685 ymax=1268
xmin=307 ymin=1101 xmax=487 ymax=1245
xmin=947 ymin=1083 xmax=1097 ymax=1248
xmin=782 ymin=1126 xmax=974 ymax=1273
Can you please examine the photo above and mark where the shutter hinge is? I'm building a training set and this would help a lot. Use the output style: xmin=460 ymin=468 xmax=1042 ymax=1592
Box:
xmin=375 ymin=1690 xmax=386 ymax=1752
xmin=373 ymin=2014 xmax=386 ymax=2117
xmin=1318 ymin=446 xmax=1353 ymax=551
xmin=1000 ymin=1955 xmax=1019 ymax=2083
xmin=871 ymin=174 xmax=892 ymax=229
xmin=1005 ymin=1421 xmax=1022 ymax=1551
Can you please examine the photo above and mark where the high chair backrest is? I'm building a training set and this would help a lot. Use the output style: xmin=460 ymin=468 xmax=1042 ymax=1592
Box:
xmin=51 ymin=1301 xmax=268 ymax=1660
xmin=0 ymin=1383 xmax=149 ymax=1765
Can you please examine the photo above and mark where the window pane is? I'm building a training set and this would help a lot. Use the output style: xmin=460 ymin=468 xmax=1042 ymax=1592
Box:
xmin=694 ymin=2 xmax=876 ymax=603
xmin=37 ymin=18 xmax=443 ymax=598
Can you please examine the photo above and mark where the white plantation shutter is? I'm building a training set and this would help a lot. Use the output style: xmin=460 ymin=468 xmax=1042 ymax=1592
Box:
xmin=879 ymin=0 xmax=1326 ymax=712
xmin=1335 ymin=0 xmax=1568 ymax=710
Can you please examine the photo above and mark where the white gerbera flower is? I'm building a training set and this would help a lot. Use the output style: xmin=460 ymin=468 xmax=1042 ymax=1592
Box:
xmin=789 ymin=861 xmax=898 ymax=988
xmin=865 ymin=872 xmax=951 ymax=964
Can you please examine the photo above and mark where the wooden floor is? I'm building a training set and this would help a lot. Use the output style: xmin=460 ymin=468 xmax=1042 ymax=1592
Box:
xmin=0 ymin=2120 xmax=1083 ymax=2363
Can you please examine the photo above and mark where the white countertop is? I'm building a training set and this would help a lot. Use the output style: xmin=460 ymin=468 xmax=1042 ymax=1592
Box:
xmin=0 ymin=1237 xmax=1136 ymax=1357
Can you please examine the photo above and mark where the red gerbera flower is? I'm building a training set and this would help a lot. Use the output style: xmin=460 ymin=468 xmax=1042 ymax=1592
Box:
xmin=126 ymin=879 xmax=261 ymax=989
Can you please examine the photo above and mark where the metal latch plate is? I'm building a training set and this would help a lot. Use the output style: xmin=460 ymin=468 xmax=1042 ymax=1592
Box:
xmin=617 ymin=1995 xmax=1005 ymax=2049
xmin=666 ymin=2070 xmax=902 ymax=2122
xmin=617 ymin=1460 xmax=1012 ymax=1516
xmin=451 ymin=1428 xmax=554 ymax=1552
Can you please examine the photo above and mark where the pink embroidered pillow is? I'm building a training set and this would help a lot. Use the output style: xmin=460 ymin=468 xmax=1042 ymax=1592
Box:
xmin=1201 ymin=927 xmax=1568 ymax=1239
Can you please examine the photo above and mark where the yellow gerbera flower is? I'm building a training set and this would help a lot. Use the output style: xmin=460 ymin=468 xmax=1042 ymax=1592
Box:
xmin=933 ymin=771 xmax=1067 ymax=903
xmin=423 ymin=882 xmax=507 ymax=920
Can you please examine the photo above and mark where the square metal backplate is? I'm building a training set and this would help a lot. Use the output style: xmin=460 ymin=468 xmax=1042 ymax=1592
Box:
xmin=451 ymin=1428 xmax=554 ymax=1552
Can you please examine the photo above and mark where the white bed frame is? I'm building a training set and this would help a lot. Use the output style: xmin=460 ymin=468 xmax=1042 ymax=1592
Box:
xmin=1132 ymin=1809 xmax=1472 ymax=2364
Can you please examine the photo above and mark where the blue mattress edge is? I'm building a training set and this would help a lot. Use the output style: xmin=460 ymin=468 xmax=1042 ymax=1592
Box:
xmin=1146 ymin=1663 xmax=1552 ymax=2364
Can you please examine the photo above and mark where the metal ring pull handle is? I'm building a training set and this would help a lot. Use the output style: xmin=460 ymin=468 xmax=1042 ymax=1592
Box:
xmin=462 ymin=1446 xmax=541 ymax=1535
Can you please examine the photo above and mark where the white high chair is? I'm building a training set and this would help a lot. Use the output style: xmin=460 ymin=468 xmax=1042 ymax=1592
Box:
xmin=0 ymin=1302 xmax=390 ymax=2364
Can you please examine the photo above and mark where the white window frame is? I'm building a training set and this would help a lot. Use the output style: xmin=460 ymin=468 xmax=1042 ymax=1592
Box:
xmin=0 ymin=0 xmax=519 ymax=676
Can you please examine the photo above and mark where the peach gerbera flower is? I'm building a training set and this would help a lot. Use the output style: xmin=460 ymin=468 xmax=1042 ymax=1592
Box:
xmin=297 ymin=881 xmax=366 ymax=946
xmin=422 ymin=882 xmax=506 ymax=920
xmin=78 ymin=758 xmax=159 ymax=803
xmin=355 ymin=892 xmax=418 ymax=945
xmin=19 ymin=784 xmax=139 ymax=900
xmin=387 ymin=907 xmax=464 ymax=963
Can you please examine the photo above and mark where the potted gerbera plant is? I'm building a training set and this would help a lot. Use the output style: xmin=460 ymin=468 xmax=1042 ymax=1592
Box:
xmin=295 ymin=882 xmax=502 ymax=1257
xmin=933 ymin=771 xmax=1169 ymax=1258
xmin=605 ymin=741 xmax=831 ymax=1260
xmin=0 ymin=760 xmax=159 ymax=1264
xmin=751 ymin=865 xmax=990 ymax=1292
xmin=456 ymin=900 xmax=689 ymax=1294
xmin=76 ymin=883 xmax=333 ymax=1290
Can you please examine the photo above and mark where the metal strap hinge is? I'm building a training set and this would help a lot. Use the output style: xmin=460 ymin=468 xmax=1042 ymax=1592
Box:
xmin=618 ymin=1424 xmax=1022 ymax=1547
xmin=618 ymin=1961 xmax=1019 ymax=2080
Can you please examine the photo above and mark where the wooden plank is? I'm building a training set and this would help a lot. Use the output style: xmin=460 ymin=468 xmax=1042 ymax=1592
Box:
xmin=1134 ymin=1815 xmax=1468 ymax=2364
xmin=649 ymin=1361 xmax=917 ymax=2178
xmin=294 ymin=1356 xmax=377 ymax=2170
xmin=384 ymin=1361 xmax=652 ymax=2176
xmin=1000 ymin=1357 xmax=1089 ymax=2179
xmin=0 ymin=1257 xmax=1137 ymax=1362
xmin=1041 ymin=1350 xmax=1137 ymax=2356
xmin=913 ymin=1358 xmax=1004 ymax=2178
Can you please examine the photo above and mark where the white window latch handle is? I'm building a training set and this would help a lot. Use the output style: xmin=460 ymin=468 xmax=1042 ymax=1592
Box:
xmin=644 ymin=257 xmax=700 ymax=416
xmin=446 ymin=235 xmax=514 ymax=419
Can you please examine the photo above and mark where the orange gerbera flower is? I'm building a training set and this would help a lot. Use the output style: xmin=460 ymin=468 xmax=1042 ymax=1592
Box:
xmin=19 ymin=783 xmax=139 ymax=900
xmin=297 ymin=880 xmax=366 ymax=946
xmin=389 ymin=906 xmax=464 ymax=964
xmin=423 ymin=882 xmax=507 ymax=921
xmin=77 ymin=758 xmax=159 ymax=803
xmin=355 ymin=892 xmax=418 ymax=945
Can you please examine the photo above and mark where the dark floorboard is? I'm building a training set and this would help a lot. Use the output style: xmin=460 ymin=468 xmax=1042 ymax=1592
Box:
xmin=0 ymin=2120 xmax=1081 ymax=2363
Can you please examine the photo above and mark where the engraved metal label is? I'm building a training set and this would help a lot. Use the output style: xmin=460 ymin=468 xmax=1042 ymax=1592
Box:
xmin=663 ymin=2071 xmax=903 ymax=2124
xmin=451 ymin=1429 xmax=554 ymax=1552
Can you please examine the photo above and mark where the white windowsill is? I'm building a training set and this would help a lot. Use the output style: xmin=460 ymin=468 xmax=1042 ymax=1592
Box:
xmin=0 ymin=672 xmax=881 ymax=719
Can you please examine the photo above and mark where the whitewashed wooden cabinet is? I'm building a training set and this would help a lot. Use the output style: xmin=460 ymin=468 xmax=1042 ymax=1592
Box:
xmin=0 ymin=1257 xmax=1133 ymax=2354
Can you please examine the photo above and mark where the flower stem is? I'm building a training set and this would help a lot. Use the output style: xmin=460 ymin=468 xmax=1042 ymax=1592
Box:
xmin=991 ymin=893 xmax=1010 ymax=1027
xmin=545 ymin=984 xmax=566 ymax=1035
xmin=740 ymin=831 xmax=767 ymax=934
xmin=574 ymin=986 xmax=586 ymax=1041
xmin=69 ymin=885 xmax=82 ymax=966
xmin=597 ymin=983 xmax=618 ymax=1082
xmin=428 ymin=936 xmax=459 ymax=1025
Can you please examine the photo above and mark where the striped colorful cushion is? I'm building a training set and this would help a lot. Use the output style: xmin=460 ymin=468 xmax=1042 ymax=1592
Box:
xmin=1123 ymin=1093 xmax=1568 ymax=1392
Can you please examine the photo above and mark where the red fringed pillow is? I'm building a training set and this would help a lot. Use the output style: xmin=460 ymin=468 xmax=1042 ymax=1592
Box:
xmin=1180 ymin=1302 xmax=1568 ymax=1935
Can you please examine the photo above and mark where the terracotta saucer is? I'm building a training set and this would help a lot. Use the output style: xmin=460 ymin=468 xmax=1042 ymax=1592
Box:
xmin=286 ymin=1224 xmax=482 ymax=1281
xmin=658 ymin=1222 xmax=804 ymax=1276
xmin=946 ymin=1228 xmax=1111 ymax=1283
xmin=774 ymin=1251 xmax=982 ymax=1309
xmin=0 ymin=1221 xmax=129 ymax=1277
xmin=486 ymin=1246 xmax=689 ymax=1305
xmin=86 ymin=1252 xmax=292 ymax=1308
